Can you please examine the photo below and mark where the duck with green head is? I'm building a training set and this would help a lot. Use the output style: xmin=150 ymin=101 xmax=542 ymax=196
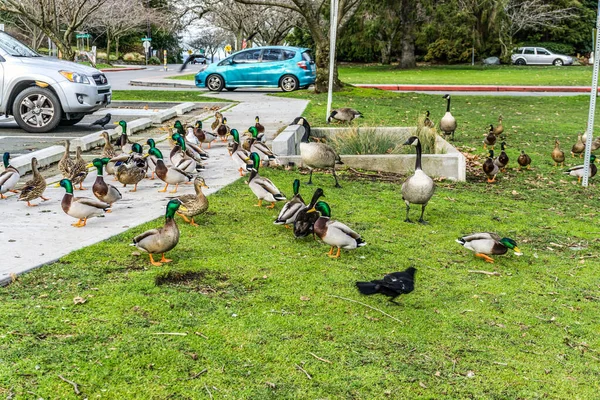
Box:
xmin=246 ymin=126 xmax=277 ymax=166
xmin=307 ymin=201 xmax=366 ymax=258
xmin=116 ymin=143 xmax=147 ymax=192
xmin=293 ymin=187 xmax=325 ymax=238
xmin=193 ymin=120 xmax=217 ymax=148
xmin=115 ymin=120 xmax=132 ymax=153
xmin=146 ymin=138 xmax=163 ymax=180
xmin=173 ymin=120 xmax=186 ymax=137
xmin=0 ymin=152 xmax=20 ymax=199
xmin=171 ymin=135 xmax=200 ymax=174
xmin=59 ymin=178 xmax=110 ymax=227
xmin=247 ymin=152 xmax=286 ymax=208
xmin=274 ymin=179 xmax=305 ymax=228
xmin=229 ymin=129 xmax=250 ymax=176
xmin=151 ymin=147 xmax=193 ymax=193
xmin=90 ymin=158 xmax=122 ymax=206
xmin=456 ymin=233 xmax=522 ymax=263
xmin=565 ymin=154 xmax=597 ymax=183
xmin=132 ymin=199 xmax=187 ymax=266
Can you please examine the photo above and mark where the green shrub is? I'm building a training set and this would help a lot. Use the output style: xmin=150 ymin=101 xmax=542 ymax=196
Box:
xmin=123 ymin=52 xmax=137 ymax=61
xmin=329 ymin=128 xmax=407 ymax=155
xmin=148 ymin=56 xmax=161 ymax=65
xmin=425 ymin=38 xmax=472 ymax=64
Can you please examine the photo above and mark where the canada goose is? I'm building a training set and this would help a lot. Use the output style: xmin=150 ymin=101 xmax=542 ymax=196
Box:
xmin=571 ymin=135 xmax=585 ymax=158
xmin=439 ymin=94 xmax=457 ymax=141
xmin=401 ymin=136 xmax=435 ymax=224
xmin=423 ymin=110 xmax=434 ymax=128
xmin=327 ymin=108 xmax=363 ymax=123
xmin=493 ymin=116 xmax=504 ymax=136
xmin=517 ymin=150 xmax=532 ymax=170
xmin=494 ymin=141 xmax=509 ymax=172
xmin=294 ymin=117 xmax=344 ymax=188
xmin=484 ymin=125 xmax=496 ymax=150
xmin=551 ymin=140 xmax=565 ymax=166
xmin=483 ymin=150 xmax=499 ymax=183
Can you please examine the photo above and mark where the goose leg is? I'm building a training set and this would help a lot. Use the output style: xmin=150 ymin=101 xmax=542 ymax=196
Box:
xmin=307 ymin=169 xmax=314 ymax=185
xmin=475 ymin=253 xmax=495 ymax=263
xmin=332 ymin=168 xmax=342 ymax=188
xmin=418 ymin=204 xmax=428 ymax=225
xmin=149 ymin=254 xmax=162 ymax=266
xmin=404 ymin=203 xmax=413 ymax=223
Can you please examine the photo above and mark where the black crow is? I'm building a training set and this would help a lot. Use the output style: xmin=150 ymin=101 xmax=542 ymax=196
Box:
xmin=90 ymin=113 xmax=112 ymax=129
xmin=356 ymin=267 xmax=416 ymax=304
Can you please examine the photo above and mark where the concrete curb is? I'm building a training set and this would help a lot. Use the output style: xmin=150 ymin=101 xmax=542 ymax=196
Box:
xmin=354 ymin=84 xmax=600 ymax=93
xmin=100 ymin=67 xmax=147 ymax=72
xmin=11 ymin=146 xmax=66 ymax=176
xmin=129 ymin=80 xmax=196 ymax=88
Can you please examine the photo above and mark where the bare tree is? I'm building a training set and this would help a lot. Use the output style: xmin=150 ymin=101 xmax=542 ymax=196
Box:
xmin=235 ymin=0 xmax=364 ymax=92
xmin=499 ymin=0 xmax=576 ymax=59
xmin=0 ymin=0 xmax=109 ymax=60
xmin=254 ymin=8 xmax=301 ymax=45
xmin=187 ymin=28 xmax=230 ymax=62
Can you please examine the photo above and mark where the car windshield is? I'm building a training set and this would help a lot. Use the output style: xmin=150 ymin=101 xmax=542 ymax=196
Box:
xmin=0 ymin=31 xmax=40 ymax=57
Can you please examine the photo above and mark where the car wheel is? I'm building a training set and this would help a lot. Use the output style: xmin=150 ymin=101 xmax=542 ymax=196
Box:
xmin=226 ymin=87 xmax=237 ymax=91
xmin=12 ymin=86 xmax=62 ymax=133
xmin=59 ymin=116 xmax=85 ymax=126
xmin=280 ymin=75 xmax=299 ymax=92
xmin=206 ymin=74 xmax=224 ymax=92
xmin=514 ymin=58 xmax=526 ymax=66
xmin=553 ymin=59 xmax=564 ymax=66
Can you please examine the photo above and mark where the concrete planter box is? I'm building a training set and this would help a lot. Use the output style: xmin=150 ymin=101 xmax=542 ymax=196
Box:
xmin=273 ymin=126 xmax=466 ymax=181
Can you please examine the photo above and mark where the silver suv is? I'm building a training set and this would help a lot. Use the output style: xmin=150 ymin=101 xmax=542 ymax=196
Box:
xmin=511 ymin=47 xmax=573 ymax=66
xmin=0 ymin=31 xmax=111 ymax=133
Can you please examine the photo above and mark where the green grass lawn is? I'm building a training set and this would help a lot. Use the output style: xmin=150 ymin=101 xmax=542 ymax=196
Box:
xmin=2 ymin=89 xmax=600 ymax=398
xmin=112 ymin=90 xmax=225 ymax=103
xmin=168 ymin=64 xmax=594 ymax=86
xmin=78 ymin=62 xmax=120 ymax=70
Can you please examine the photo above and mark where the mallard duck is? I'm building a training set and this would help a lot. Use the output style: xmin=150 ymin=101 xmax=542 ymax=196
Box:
xmin=440 ymin=94 xmax=457 ymax=141
xmin=181 ymin=129 xmax=209 ymax=161
xmin=483 ymin=125 xmax=496 ymax=150
xmin=591 ymin=137 xmax=600 ymax=152
xmin=193 ymin=120 xmax=217 ymax=148
xmin=494 ymin=141 xmax=509 ymax=172
xmin=170 ymin=135 xmax=201 ymax=174
xmin=151 ymin=148 xmax=194 ymax=193
xmin=307 ymin=201 xmax=366 ymax=258
xmin=216 ymin=117 xmax=230 ymax=142
xmin=59 ymin=178 xmax=110 ymax=227
xmin=146 ymin=138 xmax=163 ymax=179
xmin=229 ymin=129 xmax=250 ymax=176
xmin=423 ymin=110 xmax=434 ymax=128
xmin=58 ymin=140 xmax=75 ymax=178
xmin=0 ymin=152 xmax=20 ymax=199
xmin=115 ymin=120 xmax=132 ymax=153
xmin=100 ymin=131 xmax=117 ymax=173
xmin=176 ymin=176 xmax=209 ymax=226
xmin=571 ymin=135 xmax=585 ymax=158
xmin=132 ymin=199 xmax=186 ymax=266
xmin=456 ymin=232 xmax=522 ymax=263
xmin=327 ymin=108 xmax=363 ymax=123
xmin=401 ymin=136 xmax=435 ymax=224
xmin=254 ymin=116 xmax=265 ymax=138
xmin=173 ymin=120 xmax=186 ymax=137
xmin=551 ymin=140 xmax=565 ymax=166
xmin=274 ymin=179 xmax=306 ymax=228
xmin=483 ymin=150 xmax=499 ymax=183
xmin=293 ymin=188 xmax=325 ymax=238
xmin=116 ymin=143 xmax=147 ymax=192
xmin=69 ymin=146 xmax=89 ymax=190
xmin=18 ymin=157 xmax=49 ymax=206
xmin=247 ymin=130 xmax=277 ymax=166
xmin=91 ymin=158 xmax=122 ymax=207
xmin=211 ymin=111 xmax=223 ymax=132
xmin=247 ymin=152 xmax=286 ymax=208
xmin=295 ymin=117 xmax=343 ymax=188
xmin=564 ymin=155 xmax=597 ymax=183
xmin=493 ymin=115 xmax=504 ymax=136
xmin=517 ymin=150 xmax=532 ymax=170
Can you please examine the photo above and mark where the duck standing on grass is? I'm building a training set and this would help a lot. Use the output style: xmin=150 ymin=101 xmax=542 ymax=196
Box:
xmin=483 ymin=125 xmax=496 ymax=150
xmin=176 ymin=176 xmax=209 ymax=226
xmin=551 ymin=140 xmax=565 ymax=167
xmin=401 ymin=136 xmax=435 ymax=224
xmin=246 ymin=152 xmax=286 ymax=208
xmin=274 ymin=179 xmax=306 ymax=228
xmin=18 ymin=157 xmax=49 ymax=206
xmin=571 ymin=135 xmax=585 ymax=158
xmin=59 ymin=178 xmax=110 ymax=227
xmin=132 ymin=199 xmax=186 ymax=266
xmin=293 ymin=188 xmax=325 ymax=238
xmin=565 ymin=155 xmax=597 ymax=183
xmin=0 ymin=152 xmax=20 ymax=199
xmin=483 ymin=150 xmax=499 ymax=183
xmin=356 ymin=267 xmax=416 ymax=304
xmin=456 ymin=233 xmax=522 ymax=263
xmin=494 ymin=142 xmax=509 ymax=172
xmin=307 ymin=201 xmax=366 ymax=258
xmin=517 ymin=150 xmax=532 ymax=170
xmin=91 ymin=158 xmax=122 ymax=207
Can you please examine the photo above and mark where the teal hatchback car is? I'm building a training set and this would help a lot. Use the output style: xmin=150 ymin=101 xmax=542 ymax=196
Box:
xmin=195 ymin=46 xmax=316 ymax=92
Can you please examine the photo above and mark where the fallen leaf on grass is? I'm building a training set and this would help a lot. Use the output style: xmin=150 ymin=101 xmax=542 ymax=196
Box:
xmin=73 ymin=296 xmax=86 ymax=305
xmin=300 ymin=296 xmax=310 ymax=301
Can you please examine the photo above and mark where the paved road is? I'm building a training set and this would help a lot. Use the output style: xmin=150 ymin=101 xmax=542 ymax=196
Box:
xmin=106 ymin=64 xmax=203 ymax=91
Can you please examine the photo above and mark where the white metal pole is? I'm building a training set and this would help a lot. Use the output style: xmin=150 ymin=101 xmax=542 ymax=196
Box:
xmin=326 ymin=0 xmax=339 ymax=123
xmin=582 ymin=0 xmax=600 ymax=187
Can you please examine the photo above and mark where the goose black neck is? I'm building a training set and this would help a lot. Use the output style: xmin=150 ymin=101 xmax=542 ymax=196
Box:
xmin=446 ymin=97 xmax=451 ymax=113
xmin=415 ymin=140 xmax=423 ymax=170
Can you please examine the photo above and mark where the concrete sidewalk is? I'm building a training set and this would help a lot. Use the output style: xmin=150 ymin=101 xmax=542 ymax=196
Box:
xmin=355 ymin=83 xmax=599 ymax=93
xmin=1 ymin=93 xmax=309 ymax=285
xmin=130 ymin=77 xmax=197 ymax=88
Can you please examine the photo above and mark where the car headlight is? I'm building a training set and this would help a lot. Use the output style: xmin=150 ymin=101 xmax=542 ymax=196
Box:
xmin=59 ymin=71 xmax=90 ymax=84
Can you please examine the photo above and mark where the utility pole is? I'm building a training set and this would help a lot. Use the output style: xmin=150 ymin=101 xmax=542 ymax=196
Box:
xmin=326 ymin=0 xmax=339 ymax=122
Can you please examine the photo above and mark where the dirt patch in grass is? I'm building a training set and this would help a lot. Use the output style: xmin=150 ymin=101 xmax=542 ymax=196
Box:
xmin=155 ymin=269 xmax=231 ymax=295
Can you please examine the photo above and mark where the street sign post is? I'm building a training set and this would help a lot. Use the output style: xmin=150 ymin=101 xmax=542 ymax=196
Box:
xmin=142 ymin=37 xmax=151 ymax=66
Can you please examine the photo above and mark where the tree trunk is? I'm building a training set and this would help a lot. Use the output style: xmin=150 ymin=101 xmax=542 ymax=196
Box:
xmin=399 ymin=30 xmax=416 ymax=69
xmin=106 ymin=34 xmax=112 ymax=65
xmin=380 ymin=41 xmax=392 ymax=65
xmin=313 ymin=38 xmax=342 ymax=94
xmin=115 ymin=37 xmax=120 ymax=61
